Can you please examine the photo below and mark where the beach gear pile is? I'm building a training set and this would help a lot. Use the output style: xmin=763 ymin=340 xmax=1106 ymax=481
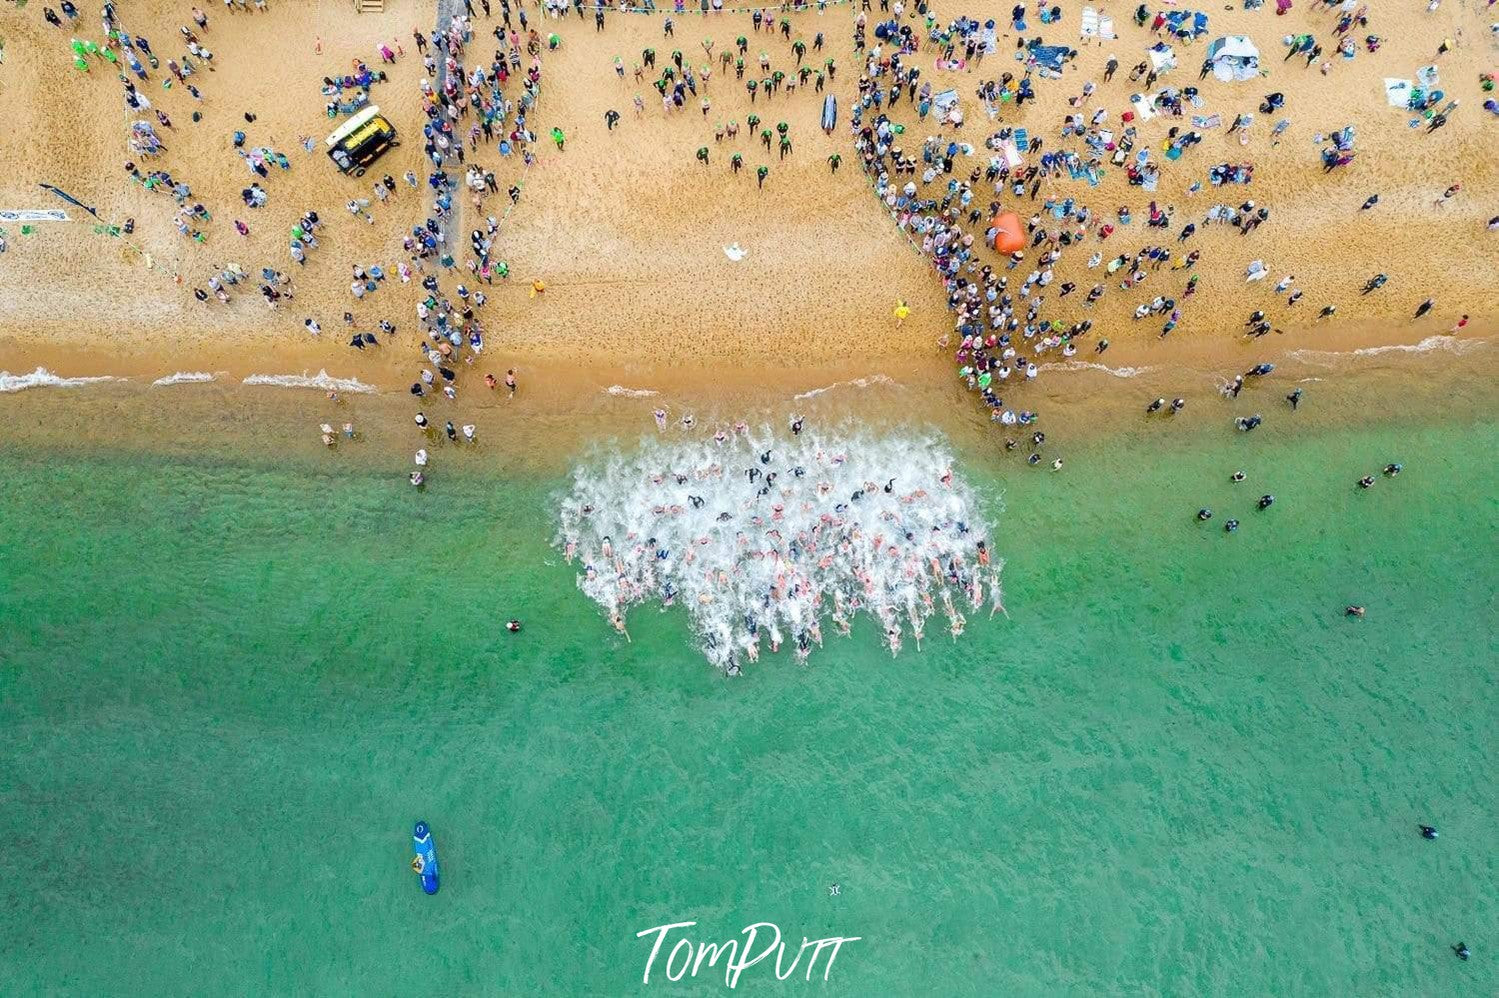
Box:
xmin=558 ymin=427 xmax=1002 ymax=671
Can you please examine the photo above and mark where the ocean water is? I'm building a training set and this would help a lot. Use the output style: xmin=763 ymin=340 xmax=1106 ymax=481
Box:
xmin=1 ymin=402 xmax=1496 ymax=994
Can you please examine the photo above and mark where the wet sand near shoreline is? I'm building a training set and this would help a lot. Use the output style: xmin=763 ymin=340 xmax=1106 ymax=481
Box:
xmin=4 ymin=326 xmax=1493 ymax=481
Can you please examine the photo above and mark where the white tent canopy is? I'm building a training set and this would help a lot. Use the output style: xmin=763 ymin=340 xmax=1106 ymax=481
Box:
xmin=1207 ymin=35 xmax=1260 ymax=82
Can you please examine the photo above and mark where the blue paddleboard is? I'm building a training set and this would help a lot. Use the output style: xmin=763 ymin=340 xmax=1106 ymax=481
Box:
xmin=412 ymin=820 xmax=440 ymax=895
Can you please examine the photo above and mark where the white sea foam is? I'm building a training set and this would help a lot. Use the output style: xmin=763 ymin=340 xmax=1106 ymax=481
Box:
xmin=605 ymin=385 xmax=660 ymax=398
xmin=556 ymin=426 xmax=1002 ymax=672
xmin=151 ymin=371 xmax=217 ymax=387
xmin=242 ymin=369 xmax=376 ymax=393
xmin=1288 ymin=335 xmax=1481 ymax=366
xmin=1037 ymin=361 xmax=1152 ymax=379
xmin=0 ymin=367 xmax=122 ymax=393
xmin=793 ymin=375 xmax=898 ymax=400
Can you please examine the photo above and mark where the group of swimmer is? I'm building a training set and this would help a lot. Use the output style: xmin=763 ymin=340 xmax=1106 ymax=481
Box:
xmin=558 ymin=416 xmax=1001 ymax=673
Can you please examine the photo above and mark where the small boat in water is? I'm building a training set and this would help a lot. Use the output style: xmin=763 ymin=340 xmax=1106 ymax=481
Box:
xmin=411 ymin=821 xmax=440 ymax=895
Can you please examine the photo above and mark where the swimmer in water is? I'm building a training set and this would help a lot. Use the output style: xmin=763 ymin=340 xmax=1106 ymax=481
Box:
xmin=1384 ymin=463 xmax=1402 ymax=477
xmin=1345 ymin=605 xmax=1365 ymax=616
xmin=1358 ymin=476 xmax=1375 ymax=489
xmin=1224 ymin=518 xmax=1239 ymax=532
xmin=1198 ymin=508 xmax=1213 ymax=521
xmin=506 ymin=619 xmax=522 ymax=632
xmin=1286 ymin=388 xmax=1303 ymax=410
xmin=681 ymin=414 xmax=695 ymax=428
xmin=884 ymin=478 xmax=895 ymax=493
xmin=1147 ymin=397 xmax=1165 ymax=413
xmin=1027 ymin=453 xmax=1040 ymax=465
xmin=689 ymin=495 xmax=705 ymax=508
xmin=1453 ymin=943 xmax=1470 ymax=961
xmin=653 ymin=408 xmax=667 ymax=429
xmin=409 ymin=471 xmax=425 ymax=487
xmin=1231 ymin=471 xmax=1246 ymax=483
xmin=1051 ymin=458 xmax=1063 ymax=471
xmin=1257 ymin=494 xmax=1275 ymax=510
xmin=760 ymin=450 xmax=771 ymax=465
xmin=1170 ymin=398 xmax=1185 ymax=413
xmin=791 ymin=417 xmax=804 ymax=435
xmin=1419 ymin=824 xmax=1439 ymax=839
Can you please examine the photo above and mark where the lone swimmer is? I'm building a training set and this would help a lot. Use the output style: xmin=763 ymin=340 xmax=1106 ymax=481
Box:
xmin=1257 ymin=494 xmax=1275 ymax=510
xmin=1419 ymin=824 xmax=1439 ymax=839
xmin=1197 ymin=508 xmax=1213 ymax=521
xmin=1358 ymin=476 xmax=1375 ymax=489
xmin=1345 ymin=605 xmax=1365 ymax=617
xmin=1286 ymin=388 xmax=1303 ymax=410
xmin=506 ymin=619 xmax=522 ymax=632
xmin=1452 ymin=943 xmax=1470 ymax=961
xmin=1231 ymin=471 xmax=1246 ymax=483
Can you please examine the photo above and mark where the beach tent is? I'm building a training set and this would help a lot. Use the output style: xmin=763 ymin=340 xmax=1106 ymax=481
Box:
xmin=1207 ymin=36 xmax=1260 ymax=82
xmin=990 ymin=211 xmax=1026 ymax=253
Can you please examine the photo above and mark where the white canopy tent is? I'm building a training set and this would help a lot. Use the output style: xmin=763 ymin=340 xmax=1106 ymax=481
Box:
xmin=1207 ymin=35 xmax=1260 ymax=82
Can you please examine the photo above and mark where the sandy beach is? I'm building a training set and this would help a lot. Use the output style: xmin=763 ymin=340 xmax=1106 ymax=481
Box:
xmin=1 ymin=0 xmax=1495 ymax=406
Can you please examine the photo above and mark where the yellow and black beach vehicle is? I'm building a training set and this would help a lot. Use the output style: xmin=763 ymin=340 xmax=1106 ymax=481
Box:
xmin=325 ymin=106 xmax=398 ymax=177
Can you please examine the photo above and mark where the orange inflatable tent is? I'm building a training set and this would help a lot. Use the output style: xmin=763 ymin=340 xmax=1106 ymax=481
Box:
xmin=991 ymin=211 xmax=1025 ymax=253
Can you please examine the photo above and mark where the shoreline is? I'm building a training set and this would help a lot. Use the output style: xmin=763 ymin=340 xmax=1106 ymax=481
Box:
xmin=4 ymin=330 xmax=1493 ymax=478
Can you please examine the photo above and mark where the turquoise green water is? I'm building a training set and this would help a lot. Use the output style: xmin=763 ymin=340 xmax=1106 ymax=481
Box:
xmin=2 ymin=414 xmax=1495 ymax=995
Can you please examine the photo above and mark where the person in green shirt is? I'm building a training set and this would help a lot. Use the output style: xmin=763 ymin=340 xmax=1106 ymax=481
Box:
xmin=696 ymin=146 xmax=709 ymax=166
xmin=828 ymin=153 xmax=841 ymax=173
xmin=730 ymin=152 xmax=743 ymax=173
xmin=756 ymin=165 xmax=768 ymax=189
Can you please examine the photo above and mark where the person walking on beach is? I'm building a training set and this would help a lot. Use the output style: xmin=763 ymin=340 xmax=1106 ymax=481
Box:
xmin=756 ymin=165 xmax=769 ymax=189
xmin=505 ymin=369 xmax=517 ymax=397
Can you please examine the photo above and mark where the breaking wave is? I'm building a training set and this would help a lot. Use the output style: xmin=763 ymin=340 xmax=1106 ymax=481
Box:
xmin=151 ymin=371 xmax=217 ymax=387
xmin=1287 ymin=335 xmax=1481 ymax=366
xmin=556 ymin=425 xmax=1002 ymax=672
xmin=793 ymin=375 xmax=899 ymax=400
xmin=242 ymin=369 xmax=377 ymax=393
xmin=0 ymin=367 xmax=122 ymax=393
xmin=605 ymin=385 xmax=660 ymax=398
xmin=1037 ymin=361 xmax=1152 ymax=378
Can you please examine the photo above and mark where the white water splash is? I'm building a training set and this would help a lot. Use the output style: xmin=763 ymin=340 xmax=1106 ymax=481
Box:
xmin=793 ymin=375 xmax=899 ymax=400
xmin=242 ymin=369 xmax=377 ymax=393
xmin=151 ymin=371 xmax=218 ymax=387
xmin=556 ymin=426 xmax=1003 ymax=672
xmin=605 ymin=385 xmax=660 ymax=398
xmin=0 ymin=367 xmax=122 ymax=393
